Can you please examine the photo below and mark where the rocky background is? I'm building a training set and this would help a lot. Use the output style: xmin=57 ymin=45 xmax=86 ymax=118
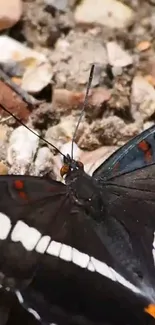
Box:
xmin=0 ymin=0 xmax=155 ymax=179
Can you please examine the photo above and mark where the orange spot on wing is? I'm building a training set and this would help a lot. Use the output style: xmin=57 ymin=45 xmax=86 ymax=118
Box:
xmin=14 ymin=180 xmax=24 ymax=190
xmin=19 ymin=191 xmax=28 ymax=200
xmin=138 ymin=140 xmax=149 ymax=152
xmin=144 ymin=304 xmax=155 ymax=318
xmin=145 ymin=149 xmax=152 ymax=163
xmin=138 ymin=140 xmax=152 ymax=163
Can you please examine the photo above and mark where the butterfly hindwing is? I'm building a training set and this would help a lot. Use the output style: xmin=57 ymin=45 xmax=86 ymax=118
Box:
xmin=0 ymin=175 xmax=70 ymax=289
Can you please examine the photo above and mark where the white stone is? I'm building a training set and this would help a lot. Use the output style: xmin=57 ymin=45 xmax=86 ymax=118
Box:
xmin=7 ymin=126 xmax=39 ymax=166
xmin=22 ymin=62 xmax=53 ymax=94
xmin=45 ymin=117 xmax=78 ymax=154
xmin=0 ymin=35 xmax=47 ymax=64
xmin=106 ymin=42 xmax=133 ymax=67
xmin=131 ymin=76 xmax=155 ymax=121
xmin=74 ymin=0 xmax=134 ymax=29
xmin=60 ymin=141 xmax=81 ymax=162
xmin=34 ymin=147 xmax=53 ymax=175
xmin=44 ymin=0 xmax=68 ymax=11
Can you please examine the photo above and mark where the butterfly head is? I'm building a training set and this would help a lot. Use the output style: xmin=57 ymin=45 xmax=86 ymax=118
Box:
xmin=60 ymin=154 xmax=84 ymax=178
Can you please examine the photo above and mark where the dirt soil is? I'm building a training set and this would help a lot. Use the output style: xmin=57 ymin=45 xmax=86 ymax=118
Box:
xmin=2 ymin=0 xmax=155 ymax=177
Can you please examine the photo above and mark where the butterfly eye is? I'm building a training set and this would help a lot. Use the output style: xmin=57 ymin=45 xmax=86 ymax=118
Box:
xmin=60 ymin=164 xmax=70 ymax=177
xmin=77 ymin=161 xmax=84 ymax=169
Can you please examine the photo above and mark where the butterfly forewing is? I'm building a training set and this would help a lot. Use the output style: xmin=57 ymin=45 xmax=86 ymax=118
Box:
xmin=90 ymin=125 xmax=155 ymax=322
xmin=93 ymin=124 xmax=155 ymax=180
xmin=91 ymin=165 xmax=155 ymax=325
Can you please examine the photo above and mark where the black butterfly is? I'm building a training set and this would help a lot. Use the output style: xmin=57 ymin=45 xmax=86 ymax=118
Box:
xmin=0 ymin=118 xmax=154 ymax=325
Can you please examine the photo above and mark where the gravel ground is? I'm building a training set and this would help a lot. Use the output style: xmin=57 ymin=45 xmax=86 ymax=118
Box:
xmin=0 ymin=0 xmax=154 ymax=179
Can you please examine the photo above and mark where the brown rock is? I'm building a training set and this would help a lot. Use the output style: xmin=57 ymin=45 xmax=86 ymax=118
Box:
xmin=0 ymin=80 xmax=31 ymax=122
xmin=136 ymin=41 xmax=151 ymax=52
xmin=0 ymin=0 xmax=22 ymax=31
xmin=53 ymin=87 xmax=111 ymax=111
xmin=0 ymin=161 xmax=8 ymax=175
xmin=144 ymin=75 xmax=155 ymax=87
xmin=131 ymin=76 xmax=155 ymax=121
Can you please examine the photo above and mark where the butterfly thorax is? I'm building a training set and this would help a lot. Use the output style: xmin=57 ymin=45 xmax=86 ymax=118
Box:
xmin=61 ymin=158 xmax=104 ymax=220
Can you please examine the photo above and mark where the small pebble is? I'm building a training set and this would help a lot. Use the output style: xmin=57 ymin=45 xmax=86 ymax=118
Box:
xmin=111 ymin=66 xmax=123 ymax=77
xmin=106 ymin=42 xmax=133 ymax=67
xmin=0 ymin=125 xmax=10 ymax=142
xmin=45 ymin=117 xmax=80 ymax=151
xmin=0 ymin=36 xmax=47 ymax=64
xmin=0 ymin=0 xmax=22 ymax=31
xmin=60 ymin=141 xmax=81 ymax=162
xmin=34 ymin=147 xmax=53 ymax=175
xmin=7 ymin=126 xmax=39 ymax=166
xmin=81 ymin=146 xmax=118 ymax=175
xmin=74 ymin=0 xmax=134 ymax=29
xmin=136 ymin=41 xmax=151 ymax=52
xmin=145 ymin=75 xmax=155 ymax=87
xmin=131 ymin=76 xmax=155 ymax=121
xmin=53 ymin=87 xmax=111 ymax=110
xmin=0 ymin=161 xmax=8 ymax=175
xmin=143 ymin=121 xmax=154 ymax=130
xmin=22 ymin=62 xmax=53 ymax=94
xmin=44 ymin=0 xmax=68 ymax=11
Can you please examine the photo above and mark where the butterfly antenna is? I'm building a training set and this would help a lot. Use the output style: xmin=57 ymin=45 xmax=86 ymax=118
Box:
xmin=71 ymin=64 xmax=95 ymax=159
xmin=0 ymin=104 xmax=66 ymax=158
